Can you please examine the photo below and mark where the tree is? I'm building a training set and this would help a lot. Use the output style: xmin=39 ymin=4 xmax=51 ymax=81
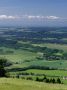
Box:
xmin=63 ymin=53 xmax=67 ymax=60
xmin=43 ymin=75 xmax=46 ymax=80
xmin=0 ymin=66 xmax=6 ymax=77
xmin=0 ymin=58 xmax=12 ymax=67
xmin=52 ymin=78 xmax=55 ymax=83
xmin=49 ymin=78 xmax=53 ymax=83
xmin=57 ymin=78 xmax=61 ymax=84
xmin=0 ymin=58 xmax=8 ymax=77
xmin=36 ymin=77 xmax=39 ymax=81
xmin=45 ymin=78 xmax=49 ymax=83
xmin=16 ymin=75 xmax=19 ymax=78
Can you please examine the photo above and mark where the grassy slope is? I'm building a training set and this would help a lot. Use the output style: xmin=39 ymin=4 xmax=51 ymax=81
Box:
xmin=0 ymin=47 xmax=37 ymax=62
xmin=5 ymin=59 xmax=67 ymax=70
xmin=0 ymin=44 xmax=67 ymax=69
xmin=0 ymin=78 xmax=67 ymax=90
xmin=26 ymin=69 xmax=67 ymax=84
xmin=32 ymin=43 xmax=67 ymax=52
xmin=26 ymin=69 xmax=67 ymax=77
xmin=21 ymin=60 xmax=67 ymax=69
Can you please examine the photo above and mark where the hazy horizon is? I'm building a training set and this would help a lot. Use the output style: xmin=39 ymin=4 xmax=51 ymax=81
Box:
xmin=0 ymin=0 xmax=66 ymax=27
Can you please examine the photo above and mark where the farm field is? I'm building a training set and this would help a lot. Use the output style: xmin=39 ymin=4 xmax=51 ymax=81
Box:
xmin=0 ymin=78 xmax=67 ymax=90
xmin=5 ymin=59 xmax=67 ymax=71
xmin=26 ymin=69 xmax=67 ymax=77
xmin=26 ymin=69 xmax=67 ymax=84
xmin=0 ymin=27 xmax=67 ymax=90
xmin=32 ymin=43 xmax=67 ymax=52
xmin=0 ymin=47 xmax=37 ymax=62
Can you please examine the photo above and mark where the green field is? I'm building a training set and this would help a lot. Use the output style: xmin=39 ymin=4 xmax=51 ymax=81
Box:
xmin=26 ymin=69 xmax=67 ymax=77
xmin=1 ymin=46 xmax=67 ymax=88
xmin=0 ymin=24 xmax=67 ymax=89
xmin=0 ymin=47 xmax=37 ymax=62
xmin=0 ymin=46 xmax=66 ymax=70
xmin=22 ymin=60 xmax=67 ymax=69
xmin=0 ymin=78 xmax=67 ymax=90
xmin=5 ymin=59 xmax=67 ymax=70
xmin=25 ymin=69 xmax=67 ymax=84
xmin=32 ymin=43 xmax=67 ymax=52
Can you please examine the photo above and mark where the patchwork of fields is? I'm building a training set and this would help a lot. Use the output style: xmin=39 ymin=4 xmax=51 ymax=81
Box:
xmin=0 ymin=27 xmax=67 ymax=89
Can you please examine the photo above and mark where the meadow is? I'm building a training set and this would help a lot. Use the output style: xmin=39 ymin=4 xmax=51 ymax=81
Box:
xmin=0 ymin=78 xmax=67 ymax=90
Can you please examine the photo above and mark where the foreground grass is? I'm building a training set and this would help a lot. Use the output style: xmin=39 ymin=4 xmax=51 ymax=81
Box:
xmin=0 ymin=78 xmax=67 ymax=90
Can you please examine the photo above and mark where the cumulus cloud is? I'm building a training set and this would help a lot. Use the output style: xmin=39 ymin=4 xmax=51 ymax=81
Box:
xmin=0 ymin=15 xmax=19 ymax=20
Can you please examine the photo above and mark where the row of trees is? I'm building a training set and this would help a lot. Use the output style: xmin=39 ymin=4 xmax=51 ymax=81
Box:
xmin=36 ymin=76 xmax=61 ymax=84
xmin=15 ymin=75 xmax=62 ymax=84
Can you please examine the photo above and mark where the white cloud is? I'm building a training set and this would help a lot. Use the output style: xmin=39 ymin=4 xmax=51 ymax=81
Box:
xmin=27 ymin=16 xmax=36 ymax=19
xmin=25 ymin=15 xmax=44 ymax=19
xmin=0 ymin=15 xmax=62 ymax=21
xmin=46 ymin=16 xmax=59 ymax=20
xmin=27 ymin=15 xmax=42 ymax=19
xmin=22 ymin=15 xmax=60 ymax=20
xmin=0 ymin=15 xmax=19 ymax=20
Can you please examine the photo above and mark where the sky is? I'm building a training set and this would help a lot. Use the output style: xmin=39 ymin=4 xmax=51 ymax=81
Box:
xmin=0 ymin=0 xmax=67 ymax=26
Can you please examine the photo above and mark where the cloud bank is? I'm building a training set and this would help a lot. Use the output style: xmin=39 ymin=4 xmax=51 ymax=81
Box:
xmin=46 ymin=16 xmax=59 ymax=20
xmin=0 ymin=15 xmax=66 ymax=21
xmin=0 ymin=15 xmax=19 ymax=20
xmin=23 ymin=15 xmax=60 ymax=20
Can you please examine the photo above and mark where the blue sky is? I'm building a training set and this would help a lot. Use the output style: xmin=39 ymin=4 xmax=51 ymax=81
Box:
xmin=0 ymin=0 xmax=67 ymax=26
